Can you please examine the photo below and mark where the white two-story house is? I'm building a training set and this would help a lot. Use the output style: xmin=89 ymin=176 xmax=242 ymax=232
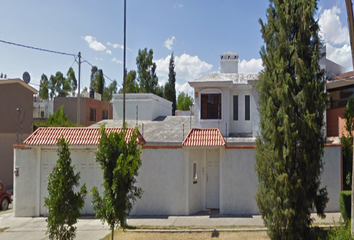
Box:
xmin=190 ymin=52 xmax=259 ymax=138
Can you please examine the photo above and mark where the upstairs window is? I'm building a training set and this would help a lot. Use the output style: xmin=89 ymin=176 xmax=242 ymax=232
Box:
xmin=245 ymin=95 xmax=250 ymax=121
xmin=233 ymin=95 xmax=238 ymax=121
xmin=201 ymin=94 xmax=221 ymax=119
xmin=90 ymin=108 xmax=96 ymax=121
xmin=102 ymin=110 xmax=108 ymax=120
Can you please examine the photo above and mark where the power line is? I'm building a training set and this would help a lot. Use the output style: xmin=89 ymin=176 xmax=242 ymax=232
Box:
xmin=0 ymin=39 xmax=119 ymax=87
xmin=0 ymin=39 xmax=76 ymax=57
xmin=81 ymin=56 xmax=120 ymax=86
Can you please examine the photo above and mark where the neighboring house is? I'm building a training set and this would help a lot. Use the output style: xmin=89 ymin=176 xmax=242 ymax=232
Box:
xmin=0 ymin=78 xmax=37 ymax=188
xmin=53 ymin=95 xmax=113 ymax=126
xmin=327 ymin=71 xmax=354 ymax=137
xmin=112 ymin=93 xmax=172 ymax=121
xmin=13 ymin=52 xmax=342 ymax=217
xmin=33 ymin=97 xmax=53 ymax=121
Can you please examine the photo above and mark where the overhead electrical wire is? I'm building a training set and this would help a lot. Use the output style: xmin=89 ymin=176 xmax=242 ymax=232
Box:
xmin=81 ymin=56 xmax=120 ymax=86
xmin=0 ymin=39 xmax=76 ymax=57
xmin=0 ymin=39 xmax=119 ymax=87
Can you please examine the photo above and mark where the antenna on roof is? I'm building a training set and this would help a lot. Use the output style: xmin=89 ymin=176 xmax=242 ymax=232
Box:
xmin=22 ymin=71 xmax=30 ymax=84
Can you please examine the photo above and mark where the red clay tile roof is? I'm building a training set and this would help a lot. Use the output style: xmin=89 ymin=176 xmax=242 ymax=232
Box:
xmin=182 ymin=128 xmax=226 ymax=147
xmin=24 ymin=127 xmax=146 ymax=146
xmin=328 ymin=71 xmax=354 ymax=81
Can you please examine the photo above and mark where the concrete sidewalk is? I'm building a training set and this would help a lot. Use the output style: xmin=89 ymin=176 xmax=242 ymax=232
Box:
xmin=0 ymin=208 xmax=343 ymax=240
xmin=0 ymin=209 xmax=110 ymax=240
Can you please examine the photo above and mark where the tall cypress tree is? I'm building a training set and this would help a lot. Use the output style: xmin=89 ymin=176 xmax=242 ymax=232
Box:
xmin=164 ymin=53 xmax=177 ymax=115
xmin=255 ymin=0 xmax=328 ymax=239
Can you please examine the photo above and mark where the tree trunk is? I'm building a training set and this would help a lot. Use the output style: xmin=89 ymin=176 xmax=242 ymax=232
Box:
xmin=111 ymin=227 xmax=114 ymax=240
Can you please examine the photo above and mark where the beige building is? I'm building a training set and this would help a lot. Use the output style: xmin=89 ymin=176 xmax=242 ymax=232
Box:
xmin=0 ymin=79 xmax=37 ymax=188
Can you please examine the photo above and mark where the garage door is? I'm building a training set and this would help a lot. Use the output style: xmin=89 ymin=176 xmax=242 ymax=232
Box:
xmin=40 ymin=150 xmax=103 ymax=216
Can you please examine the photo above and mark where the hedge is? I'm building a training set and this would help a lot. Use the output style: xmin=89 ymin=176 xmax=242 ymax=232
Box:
xmin=340 ymin=190 xmax=351 ymax=223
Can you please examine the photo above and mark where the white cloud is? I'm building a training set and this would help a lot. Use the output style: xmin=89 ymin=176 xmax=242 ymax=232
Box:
xmin=106 ymin=50 xmax=112 ymax=55
xmin=174 ymin=4 xmax=183 ymax=8
xmin=107 ymin=42 xmax=132 ymax=51
xmin=95 ymin=57 xmax=103 ymax=61
xmin=112 ymin=57 xmax=123 ymax=64
xmin=164 ymin=36 xmax=175 ymax=50
xmin=326 ymin=43 xmax=353 ymax=71
xmin=238 ymin=58 xmax=263 ymax=73
xmin=83 ymin=36 xmax=106 ymax=51
xmin=107 ymin=42 xmax=121 ymax=49
xmin=318 ymin=6 xmax=349 ymax=45
xmin=176 ymin=82 xmax=193 ymax=95
xmin=155 ymin=53 xmax=213 ymax=81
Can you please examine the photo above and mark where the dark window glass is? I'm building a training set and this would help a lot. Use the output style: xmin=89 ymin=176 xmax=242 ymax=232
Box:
xmin=327 ymin=85 xmax=354 ymax=109
xmin=233 ymin=95 xmax=238 ymax=121
xmin=201 ymin=94 xmax=221 ymax=119
xmin=90 ymin=108 xmax=96 ymax=121
xmin=102 ymin=110 xmax=108 ymax=120
xmin=40 ymin=111 xmax=44 ymax=118
xmin=245 ymin=95 xmax=250 ymax=121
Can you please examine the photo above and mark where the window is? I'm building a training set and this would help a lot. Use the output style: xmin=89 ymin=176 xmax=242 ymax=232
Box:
xmin=327 ymin=85 xmax=354 ymax=109
xmin=245 ymin=95 xmax=250 ymax=121
xmin=193 ymin=163 xmax=197 ymax=184
xmin=233 ymin=95 xmax=238 ymax=121
xmin=201 ymin=94 xmax=221 ymax=119
xmin=102 ymin=110 xmax=108 ymax=120
xmin=40 ymin=111 xmax=44 ymax=118
xmin=90 ymin=108 xmax=96 ymax=121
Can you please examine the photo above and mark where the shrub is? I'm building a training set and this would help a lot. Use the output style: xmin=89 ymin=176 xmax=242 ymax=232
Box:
xmin=339 ymin=191 xmax=351 ymax=223
xmin=327 ymin=220 xmax=354 ymax=240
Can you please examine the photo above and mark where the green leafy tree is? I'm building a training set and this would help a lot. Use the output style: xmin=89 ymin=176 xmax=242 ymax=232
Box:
xmin=255 ymin=0 xmax=328 ymax=239
xmin=341 ymin=97 xmax=354 ymax=190
xmin=89 ymin=66 xmax=105 ymax=95
xmin=66 ymin=67 xmax=77 ymax=97
xmin=177 ymin=92 xmax=193 ymax=111
xmin=136 ymin=48 xmax=158 ymax=94
xmin=44 ymin=137 xmax=87 ymax=240
xmin=91 ymin=125 xmax=143 ymax=240
xmin=119 ymin=69 xmax=139 ymax=94
xmin=103 ymin=80 xmax=118 ymax=102
xmin=90 ymin=66 xmax=99 ymax=90
xmin=48 ymin=70 xmax=74 ymax=98
xmin=35 ymin=106 xmax=76 ymax=129
xmin=0 ymin=73 xmax=6 ymax=78
xmin=164 ymin=53 xmax=177 ymax=115
xmin=39 ymin=74 xmax=49 ymax=100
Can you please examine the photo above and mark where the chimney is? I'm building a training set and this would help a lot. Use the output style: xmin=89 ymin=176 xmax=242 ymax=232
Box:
xmin=220 ymin=52 xmax=239 ymax=73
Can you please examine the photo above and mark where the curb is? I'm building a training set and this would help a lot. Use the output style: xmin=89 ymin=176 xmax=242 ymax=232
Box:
xmin=124 ymin=225 xmax=338 ymax=233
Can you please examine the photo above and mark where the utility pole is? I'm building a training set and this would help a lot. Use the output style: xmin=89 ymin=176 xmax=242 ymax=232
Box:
xmin=123 ymin=0 xmax=126 ymax=126
xmin=345 ymin=0 xmax=354 ymax=234
xmin=77 ymin=52 xmax=81 ymax=127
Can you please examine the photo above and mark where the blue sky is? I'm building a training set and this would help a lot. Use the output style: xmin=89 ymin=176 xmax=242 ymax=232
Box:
xmin=0 ymin=0 xmax=351 ymax=96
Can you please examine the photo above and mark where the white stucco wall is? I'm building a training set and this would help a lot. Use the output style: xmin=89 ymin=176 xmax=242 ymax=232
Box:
xmin=132 ymin=148 xmax=187 ymax=215
xmin=220 ymin=148 xmax=259 ymax=215
xmin=14 ymin=147 xmax=41 ymax=217
xmin=188 ymin=149 xmax=206 ymax=214
xmin=112 ymin=93 xmax=172 ymax=121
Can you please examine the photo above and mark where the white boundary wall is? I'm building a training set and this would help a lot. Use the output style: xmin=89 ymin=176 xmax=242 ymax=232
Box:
xmin=13 ymin=144 xmax=341 ymax=217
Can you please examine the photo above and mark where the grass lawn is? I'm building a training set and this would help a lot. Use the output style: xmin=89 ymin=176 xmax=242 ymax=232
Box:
xmin=101 ymin=226 xmax=330 ymax=240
